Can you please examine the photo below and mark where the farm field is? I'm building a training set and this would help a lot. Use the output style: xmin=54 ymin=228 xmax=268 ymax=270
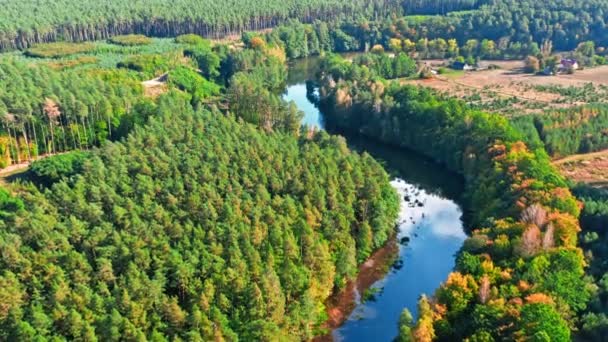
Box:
xmin=555 ymin=149 xmax=608 ymax=188
xmin=405 ymin=61 xmax=608 ymax=116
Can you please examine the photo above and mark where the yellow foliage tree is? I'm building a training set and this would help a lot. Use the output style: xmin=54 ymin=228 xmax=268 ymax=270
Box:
xmin=547 ymin=212 xmax=580 ymax=247
xmin=250 ymin=36 xmax=266 ymax=50
xmin=413 ymin=295 xmax=436 ymax=342
xmin=389 ymin=38 xmax=402 ymax=53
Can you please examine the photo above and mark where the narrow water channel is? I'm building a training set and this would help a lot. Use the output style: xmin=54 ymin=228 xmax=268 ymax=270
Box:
xmin=284 ymin=56 xmax=467 ymax=341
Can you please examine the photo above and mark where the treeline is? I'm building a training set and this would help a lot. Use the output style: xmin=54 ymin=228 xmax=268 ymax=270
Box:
xmin=0 ymin=60 xmax=146 ymax=167
xmin=315 ymin=52 xmax=418 ymax=81
xmin=513 ymin=105 xmax=608 ymax=158
xmin=0 ymin=32 xmax=315 ymax=169
xmin=0 ymin=92 xmax=399 ymax=340
xmin=402 ymin=0 xmax=486 ymax=15
xmin=399 ymin=0 xmax=608 ymax=52
xmin=261 ymin=0 xmax=608 ymax=60
xmin=571 ymin=185 xmax=608 ymax=340
xmin=0 ymin=0 xmax=400 ymax=51
xmin=317 ymin=54 xmax=587 ymax=340
xmin=257 ymin=18 xmax=545 ymax=62
xmin=4 ymin=0 xmax=608 ymax=57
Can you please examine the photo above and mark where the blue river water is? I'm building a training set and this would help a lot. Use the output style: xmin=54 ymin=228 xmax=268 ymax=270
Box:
xmin=284 ymin=57 xmax=467 ymax=341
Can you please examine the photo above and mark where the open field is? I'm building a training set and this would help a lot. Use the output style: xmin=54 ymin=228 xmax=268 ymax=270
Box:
xmin=555 ymin=149 xmax=608 ymax=188
xmin=405 ymin=61 xmax=608 ymax=116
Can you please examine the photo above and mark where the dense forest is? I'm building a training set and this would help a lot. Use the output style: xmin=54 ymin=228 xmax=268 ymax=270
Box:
xmin=3 ymin=0 xmax=608 ymax=59
xmin=261 ymin=9 xmax=608 ymax=64
xmin=0 ymin=0 xmax=400 ymax=51
xmin=571 ymin=185 xmax=608 ymax=340
xmin=396 ymin=0 xmax=608 ymax=52
xmin=0 ymin=92 xmax=399 ymax=340
xmin=2 ymin=0 xmax=608 ymax=339
xmin=317 ymin=53 xmax=586 ymax=340
xmin=0 ymin=33 xmax=406 ymax=340
xmin=0 ymin=60 xmax=145 ymax=167
xmin=0 ymin=35 xmax=302 ymax=168
xmin=262 ymin=18 xmax=537 ymax=60
xmin=512 ymin=105 xmax=608 ymax=158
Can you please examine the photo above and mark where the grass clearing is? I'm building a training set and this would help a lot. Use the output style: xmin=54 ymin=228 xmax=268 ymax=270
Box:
xmin=25 ymin=42 xmax=96 ymax=58
xmin=108 ymin=34 xmax=153 ymax=46
xmin=555 ymin=149 xmax=608 ymax=188
xmin=4 ymin=38 xmax=188 ymax=71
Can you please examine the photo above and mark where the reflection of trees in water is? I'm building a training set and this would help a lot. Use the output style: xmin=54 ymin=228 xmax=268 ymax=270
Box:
xmin=286 ymin=56 xmax=322 ymax=85
xmin=318 ymin=100 xmax=473 ymax=228
xmin=287 ymin=55 xmax=466 ymax=220
xmin=328 ymin=128 xmax=464 ymax=202
xmin=305 ymin=80 xmax=320 ymax=105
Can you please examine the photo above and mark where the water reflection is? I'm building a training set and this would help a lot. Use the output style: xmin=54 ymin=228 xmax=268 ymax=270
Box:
xmin=392 ymin=180 xmax=465 ymax=240
xmin=284 ymin=57 xmax=466 ymax=342
xmin=283 ymin=84 xmax=324 ymax=129
xmin=330 ymin=176 xmax=464 ymax=341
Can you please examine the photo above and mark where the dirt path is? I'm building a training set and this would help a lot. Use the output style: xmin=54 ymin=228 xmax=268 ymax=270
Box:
xmin=142 ymin=73 xmax=168 ymax=87
xmin=553 ymin=149 xmax=608 ymax=165
xmin=0 ymin=161 xmax=31 ymax=177
xmin=142 ymin=73 xmax=169 ymax=97
xmin=0 ymin=161 xmax=33 ymax=186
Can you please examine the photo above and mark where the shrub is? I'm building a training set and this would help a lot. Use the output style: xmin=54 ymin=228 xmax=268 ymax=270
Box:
xmin=175 ymin=34 xmax=208 ymax=46
xmin=30 ymin=151 xmax=90 ymax=186
xmin=117 ymin=54 xmax=178 ymax=78
xmin=168 ymin=66 xmax=220 ymax=104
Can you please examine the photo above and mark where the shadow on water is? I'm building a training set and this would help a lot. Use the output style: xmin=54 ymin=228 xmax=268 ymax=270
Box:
xmin=285 ymin=55 xmax=464 ymax=202
xmin=334 ymin=130 xmax=464 ymax=203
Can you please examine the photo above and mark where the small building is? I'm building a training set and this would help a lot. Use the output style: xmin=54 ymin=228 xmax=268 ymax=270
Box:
xmin=452 ymin=61 xmax=475 ymax=71
xmin=558 ymin=58 xmax=579 ymax=72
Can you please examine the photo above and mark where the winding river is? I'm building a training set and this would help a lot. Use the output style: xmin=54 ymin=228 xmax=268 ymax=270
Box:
xmin=284 ymin=56 xmax=467 ymax=341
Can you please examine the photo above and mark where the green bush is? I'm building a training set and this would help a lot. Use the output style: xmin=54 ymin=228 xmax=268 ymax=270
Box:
xmin=175 ymin=34 xmax=209 ymax=46
xmin=30 ymin=151 xmax=90 ymax=186
xmin=168 ymin=66 xmax=220 ymax=104
xmin=117 ymin=54 xmax=178 ymax=78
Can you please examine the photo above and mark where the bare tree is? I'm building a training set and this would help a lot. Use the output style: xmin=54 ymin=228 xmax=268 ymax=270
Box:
xmin=479 ymin=275 xmax=490 ymax=304
xmin=520 ymin=225 xmax=542 ymax=257
xmin=541 ymin=39 xmax=553 ymax=58
xmin=542 ymin=223 xmax=555 ymax=250
xmin=521 ymin=204 xmax=547 ymax=229
xmin=16 ymin=114 xmax=31 ymax=161
xmin=27 ymin=114 xmax=39 ymax=156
